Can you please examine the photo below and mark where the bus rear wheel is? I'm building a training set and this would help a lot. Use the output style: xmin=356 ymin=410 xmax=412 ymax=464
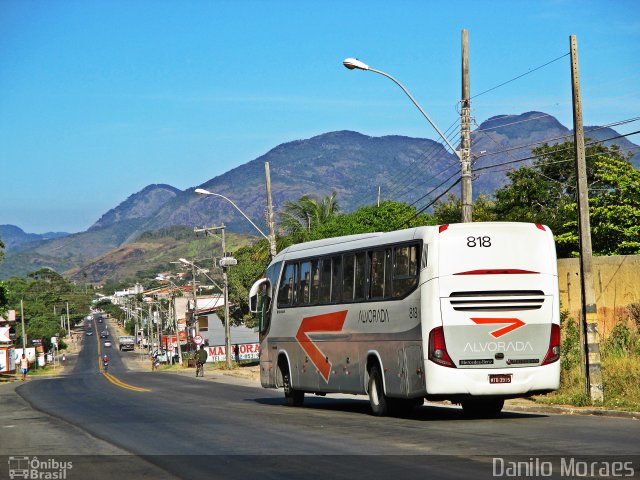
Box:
xmin=281 ymin=367 xmax=304 ymax=407
xmin=461 ymin=398 xmax=504 ymax=418
xmin=368 ymin=366 xmax=389 ymax=416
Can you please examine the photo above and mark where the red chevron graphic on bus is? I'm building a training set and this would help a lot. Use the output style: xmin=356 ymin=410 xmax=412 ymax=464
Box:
xmin=295 ymin=310 xmax=348 ymax=382
xmin=470 ymin=317 xmax=525 ymax=338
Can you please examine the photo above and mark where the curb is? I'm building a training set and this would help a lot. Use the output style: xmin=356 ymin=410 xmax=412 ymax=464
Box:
xmin=503 ymin=401 xmax=640 ymax=420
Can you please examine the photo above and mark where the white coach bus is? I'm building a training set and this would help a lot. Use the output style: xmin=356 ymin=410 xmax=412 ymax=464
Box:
xmin=249 ymin=222 xmax=560 ymax=417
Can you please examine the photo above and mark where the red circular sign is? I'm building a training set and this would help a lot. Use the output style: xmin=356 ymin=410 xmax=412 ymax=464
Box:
xmin=167 ymin=344 xmax=175 ymax=352
xmin=193 ymin=335 xmax=204 ymax=345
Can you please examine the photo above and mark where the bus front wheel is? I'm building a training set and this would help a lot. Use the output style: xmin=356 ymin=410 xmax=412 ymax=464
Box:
xmin=368 ymin=366 xmax=389 ymax=416
xmin=281 ymin=367 xmax=304 ymax=407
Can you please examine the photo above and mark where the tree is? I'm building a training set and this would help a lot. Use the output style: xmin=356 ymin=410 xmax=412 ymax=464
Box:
xmin=4 ymin=268 xmax=94 ymax=350
xmin=433 ymin=193 xmax=497 ymax=224
xmin=310 ymin=201 xmax=436 ymax=240
xmin=490 ymin=141 xmax=640 ymax=257
xmin=278 ymin=192 xmax=340 ymax=242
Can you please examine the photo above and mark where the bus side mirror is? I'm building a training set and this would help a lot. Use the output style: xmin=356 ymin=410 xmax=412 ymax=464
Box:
xmin=249 ymin=278 xmax=269 ymax=313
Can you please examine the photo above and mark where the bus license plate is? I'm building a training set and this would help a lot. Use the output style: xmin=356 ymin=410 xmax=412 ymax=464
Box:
xmin=489 ymin=374 xmax=512 ymax=384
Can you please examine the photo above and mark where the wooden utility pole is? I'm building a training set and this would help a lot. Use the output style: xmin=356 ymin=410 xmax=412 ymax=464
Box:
xmin=20 ymin=299 xmax=27 ymax=350
xmin=221 ymin=226 xmax=232 ymax=369
xmin=460 ymin=28 xmax=473 ymax=223
xmin=264 ymin=162 xmax=277 ymax=258
xmin=570 ymin=34 xmax=604 ymax=403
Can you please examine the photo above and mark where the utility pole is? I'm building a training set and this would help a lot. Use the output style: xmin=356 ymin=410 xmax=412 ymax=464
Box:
xmin=194 ymin=225 xmax=234 ymax=369
xmin=570 ymin=34 xmax=604 ymax=403
xmin=189 ymin=260 xmax=198 ymax=339
xmin=460 ymin=28 xmax=473 ymax=223
xmin=20 ymin=299 xmax=27 ymax=350
xmin=221 ymin=226 xmax=232 ymax=369
xmin=264 ymin=162 xmax=277 ymax=258
xmin=66 ymin=302 xmax=70 ymax=338
xmin=171 ymin=293 xmax=182 ymax=363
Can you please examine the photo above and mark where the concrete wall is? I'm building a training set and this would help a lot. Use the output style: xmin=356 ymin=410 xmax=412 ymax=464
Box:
xmin=558 ymin=255 xmax=640 ymax=337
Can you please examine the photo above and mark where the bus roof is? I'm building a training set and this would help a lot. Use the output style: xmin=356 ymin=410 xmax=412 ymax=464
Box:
xmin=273 ymin=227 xmax=435 ymax=261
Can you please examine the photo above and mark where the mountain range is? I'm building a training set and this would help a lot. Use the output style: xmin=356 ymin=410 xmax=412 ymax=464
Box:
xmin=0 ymin=111 xmax=637 ymax=281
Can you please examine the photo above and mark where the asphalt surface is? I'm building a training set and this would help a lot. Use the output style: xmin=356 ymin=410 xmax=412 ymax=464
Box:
xmin=6 ymin=320 xmax=640 ymax=480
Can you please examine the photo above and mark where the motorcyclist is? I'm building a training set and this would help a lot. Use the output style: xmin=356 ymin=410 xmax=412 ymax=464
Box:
xmin=103 ymin=354 xmax=109 ymax=372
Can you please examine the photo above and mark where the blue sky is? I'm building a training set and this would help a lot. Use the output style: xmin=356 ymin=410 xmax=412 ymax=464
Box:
xmin=1 ymin=0 xmax=638 ymax=233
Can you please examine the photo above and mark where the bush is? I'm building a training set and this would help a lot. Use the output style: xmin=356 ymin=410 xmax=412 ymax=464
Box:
xmin=560 ymin=310 xmax=581 ymax=370
xmin=603 ymin=322 xmax=636 ymax=358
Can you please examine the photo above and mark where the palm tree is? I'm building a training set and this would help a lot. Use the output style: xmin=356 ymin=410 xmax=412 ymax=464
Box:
xmin=278 ymin=192 xmax=340 ymax=239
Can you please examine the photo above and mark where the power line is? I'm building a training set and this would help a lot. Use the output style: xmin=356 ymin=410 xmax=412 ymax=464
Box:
xmin=474 ymin=130 xmax=640 ymax=173
xmin=398 ymin=177 xmax=462 ymax=228
xmin=471 ymin=52 xmax=570 ymax=100
xmin=380 ymin=118 xmax=460 ymax=203
xmin=472 ymin=113 xmax=555 ymax=133
xmin=473 ymin=116 xmax=640 ymax=162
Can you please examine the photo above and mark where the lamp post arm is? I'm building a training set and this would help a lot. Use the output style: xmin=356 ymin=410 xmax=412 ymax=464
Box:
xmin=369 ymin=67 xmax=461 ymax=160
xmin=196 ymin=190 xmax=269 ymax=241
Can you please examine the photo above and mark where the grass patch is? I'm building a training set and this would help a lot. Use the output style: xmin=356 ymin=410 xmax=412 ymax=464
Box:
xmin=27 ymin=365 xmax=63 ymax=377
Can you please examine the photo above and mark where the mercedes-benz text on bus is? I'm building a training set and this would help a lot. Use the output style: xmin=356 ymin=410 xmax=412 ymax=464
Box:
xmin=249 ymin=222 xmax=560 ymax=417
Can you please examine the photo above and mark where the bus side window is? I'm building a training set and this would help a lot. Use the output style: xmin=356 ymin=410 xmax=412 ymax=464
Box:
xmin=330 ymin=255 xmax=342 ymax=303
xmin=299 ymin=261 xmax=311 ymax=305
xmin=343 ymin=254 xmax=355 ymax=301
xmin=421 ymin=244 xmax=428 ymax=269
xmin=310 ymin=259 xmax=320 ymax=304
xmin=319 ymin=258 xmax=332 ymax=303
xmin=393 ymin=244 xmax=419 ymax=298
xmin=369 ymin=249 xmax=386 ymax=299
xmin=354 ymin=252 xmax=366 ymax=301
xmin=277 ymin=263 xmax=296 ymax=307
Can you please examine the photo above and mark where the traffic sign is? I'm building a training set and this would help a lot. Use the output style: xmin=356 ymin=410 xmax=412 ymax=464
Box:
xmin=167 ymin=344 xmax=175 ymax=352
xmin=193 ymin=335 xmax=204 ymax=345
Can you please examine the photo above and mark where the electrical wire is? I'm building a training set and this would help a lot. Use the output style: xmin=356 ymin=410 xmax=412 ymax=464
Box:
xmin=472 ymin=117 xmax=640 ymax=161
xmin=379 ymin=118 xmax=461 ymax=203
xmin=471 ymin=52 xmax=570 ymax=100
xmin=474 ymin=130 xmax=640 ymax=173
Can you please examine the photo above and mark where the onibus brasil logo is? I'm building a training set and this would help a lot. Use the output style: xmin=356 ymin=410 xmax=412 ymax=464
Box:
xmin=8 ymin=456 xmax=73 ymax=479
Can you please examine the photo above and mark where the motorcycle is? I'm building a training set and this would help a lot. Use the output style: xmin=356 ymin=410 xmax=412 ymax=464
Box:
xmin=103 ymin=360 xmax=109 ymax=373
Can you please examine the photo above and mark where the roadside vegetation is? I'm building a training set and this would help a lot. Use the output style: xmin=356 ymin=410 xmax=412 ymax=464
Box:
xmin=537 ymin=305 xmax=640 ymax=411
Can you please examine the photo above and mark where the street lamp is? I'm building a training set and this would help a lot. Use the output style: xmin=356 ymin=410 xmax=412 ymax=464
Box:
xmin=179 ymin=257 xmax=233 ymax=369
xmin=194 ymin=188 xmax=277 ymax=256
xmin=342 ymin=58 xmax=461 ymax=161
xmin=343 ymin=57 xmax=474 ymax=222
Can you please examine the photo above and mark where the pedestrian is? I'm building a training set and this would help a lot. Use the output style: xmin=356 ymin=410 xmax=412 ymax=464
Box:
xmin=20 ymin=354 xmax=29 ymax=381
xmin=233 ymin=344 xmax=240 ymax=364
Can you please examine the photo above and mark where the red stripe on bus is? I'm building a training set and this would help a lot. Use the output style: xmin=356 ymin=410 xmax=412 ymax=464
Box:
xmin=295 ymin=310 xmax=348 ymax=382
xmin=454 ymin=269 xmax=539 ymax=275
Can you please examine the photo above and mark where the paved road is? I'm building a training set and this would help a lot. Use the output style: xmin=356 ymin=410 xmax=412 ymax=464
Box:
xmin=10 ymin=321 xmax=640 ymax=479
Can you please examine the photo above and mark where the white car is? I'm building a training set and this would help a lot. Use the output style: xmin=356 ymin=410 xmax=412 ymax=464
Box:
xmin=104 ymin=340 xmax=112 ymax=347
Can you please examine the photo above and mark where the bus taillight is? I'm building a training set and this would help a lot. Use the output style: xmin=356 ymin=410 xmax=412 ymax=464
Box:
xmin=428 ymin=327 xmax=456 ymax=368
xmin=542 ymin=324 xmax=561 ymax=365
